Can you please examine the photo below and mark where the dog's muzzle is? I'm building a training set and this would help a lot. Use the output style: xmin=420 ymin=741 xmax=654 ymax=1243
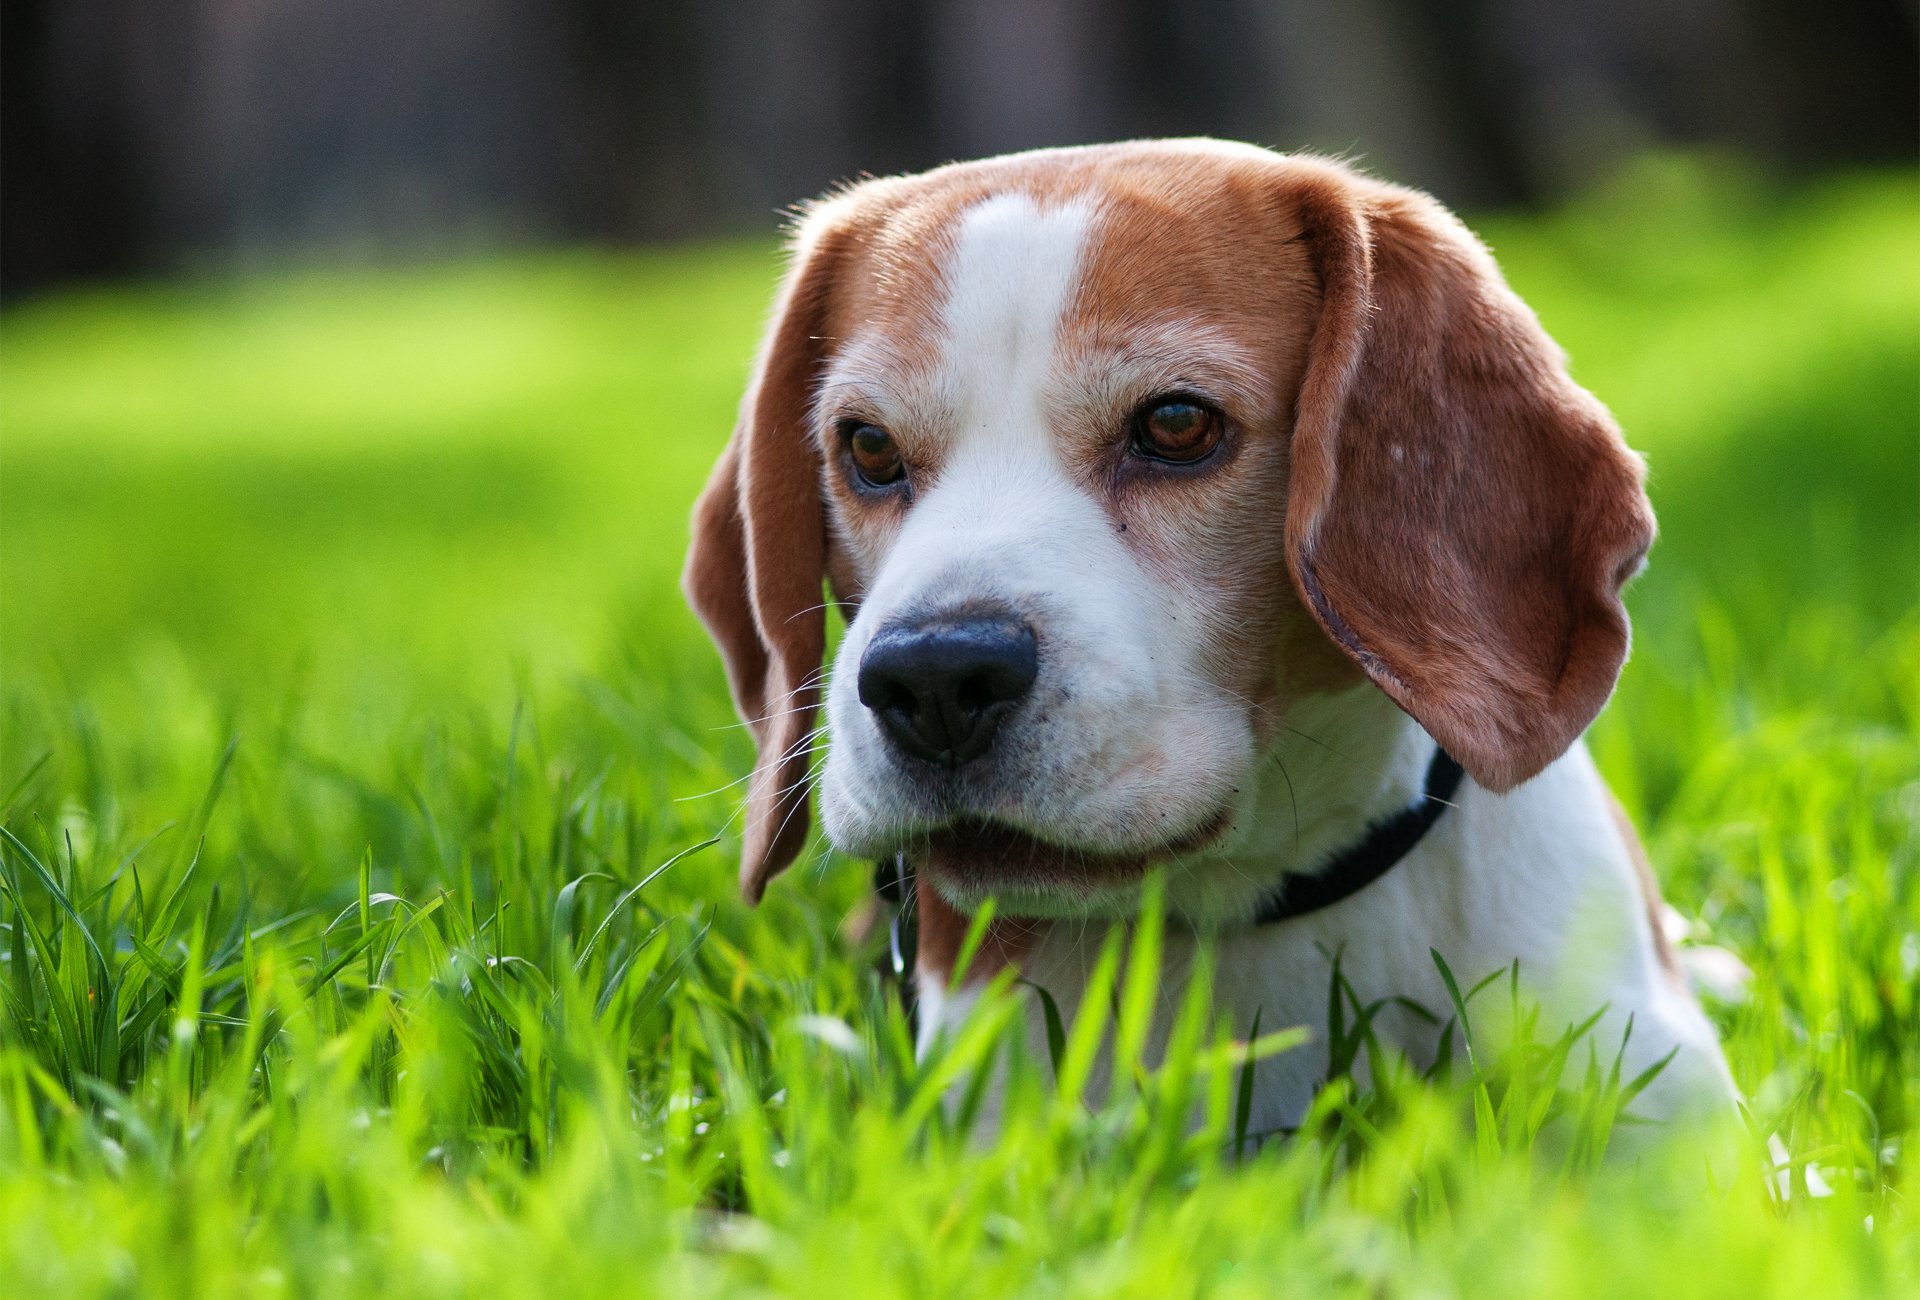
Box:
xmin=856 ymin=604 xmax=1038 ymax=768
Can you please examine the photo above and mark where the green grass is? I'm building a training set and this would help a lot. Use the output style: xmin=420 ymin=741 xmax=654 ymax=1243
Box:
xmin=1 ymin=157 xmax=1916 ymax=1297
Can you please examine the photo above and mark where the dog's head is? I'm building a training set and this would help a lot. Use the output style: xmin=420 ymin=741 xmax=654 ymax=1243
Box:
xmin=685 ymin=141 xmax=1653 ymax=911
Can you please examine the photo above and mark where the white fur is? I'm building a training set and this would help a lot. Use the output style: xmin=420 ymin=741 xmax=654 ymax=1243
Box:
xmin=819 ymin=193 xmax=1252 ymax=909
xmin=813 ymin=189 xmax=1736 ymax=1132
xmin=914 ymin=975 xmax=982 ymax=1061
xmin=982 ymin=692 xmax=1736 ymax=1132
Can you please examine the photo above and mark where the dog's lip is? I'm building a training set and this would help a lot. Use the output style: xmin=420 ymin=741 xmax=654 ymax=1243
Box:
xmin=908 ymin=806 xmax=1233 ymax=888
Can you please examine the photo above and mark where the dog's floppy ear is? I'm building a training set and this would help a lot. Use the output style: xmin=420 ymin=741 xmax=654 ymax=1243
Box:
xmin=1283 ymin=166 xmax=1655 ymax=790
xmin=684 ymin=209 xmax=853 ymax=902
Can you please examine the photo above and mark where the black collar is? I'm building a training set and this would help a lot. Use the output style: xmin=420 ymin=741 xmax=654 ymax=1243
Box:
xmin=1248 ymin=744 xmax=1464 ymax=925
xmin=874 ymin=744 xmax=1464 ymax=1001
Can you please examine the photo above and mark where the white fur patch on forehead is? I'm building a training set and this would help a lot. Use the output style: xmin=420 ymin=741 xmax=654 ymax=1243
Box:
xmin=940 ymin=193 xmax=1095 ymax=417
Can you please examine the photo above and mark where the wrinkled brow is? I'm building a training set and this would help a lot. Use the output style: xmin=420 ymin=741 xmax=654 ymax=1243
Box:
xmin=811 ymin=336 xmax=957 ymax=442
xmin=1054 ymin=320 xmax=1278 ymax=425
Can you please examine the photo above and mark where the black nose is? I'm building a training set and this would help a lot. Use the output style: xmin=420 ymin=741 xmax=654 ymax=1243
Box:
xmin=857 ymin=609 xmax=1039 ymax=767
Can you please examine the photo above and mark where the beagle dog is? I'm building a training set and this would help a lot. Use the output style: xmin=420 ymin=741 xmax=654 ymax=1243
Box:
xmin=685 ymin=139 xmax=1736 ymax=1132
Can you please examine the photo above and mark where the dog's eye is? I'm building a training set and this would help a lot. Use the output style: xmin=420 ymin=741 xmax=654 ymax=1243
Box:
xmin=846 ymin=423 xmax=906 ymax=488
xmin=1132 ymin=399 xmax=1222 ymax=464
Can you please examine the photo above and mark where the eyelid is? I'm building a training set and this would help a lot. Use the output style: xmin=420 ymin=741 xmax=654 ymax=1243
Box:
xmin=1141 ymin=386 xmax=1224 ymax=414
xmin=1126 ymin=390 xmax=1227 ymax=441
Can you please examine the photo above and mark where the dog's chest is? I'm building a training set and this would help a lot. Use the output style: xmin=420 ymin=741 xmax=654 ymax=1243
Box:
xmin=916 ymin=745 xmax=1729 ymax=1133
xmin=999 ymin=855 xmax=1481 ymax=1134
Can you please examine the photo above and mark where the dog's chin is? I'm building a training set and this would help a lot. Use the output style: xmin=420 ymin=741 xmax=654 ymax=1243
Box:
xmin=913 ymin=811 xmax=1232 ymax=917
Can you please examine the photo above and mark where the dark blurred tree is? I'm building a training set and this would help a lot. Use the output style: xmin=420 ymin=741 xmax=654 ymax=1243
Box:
xmin=3 ymin=4 xmax=164 ymax=288
xmin=3 ymin=0 xmax=1913 ymax=298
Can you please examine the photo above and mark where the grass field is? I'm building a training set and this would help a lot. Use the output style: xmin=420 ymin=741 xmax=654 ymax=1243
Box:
xmin=1 ymin=157 xmax=1916 ymax=1297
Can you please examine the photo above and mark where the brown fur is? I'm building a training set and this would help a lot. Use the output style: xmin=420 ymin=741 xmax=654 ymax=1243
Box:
xmin=914 ymin=888 xmax=1050 ymax=986
xmin=1282 ymin=165 xmax=1656 ymax=792
xmin=683 ymin=217 xmax=850 ymax=901
xmin=1606 ymin=791 xmax=1686 ymax=989
xmin=685 ymin=140 xmax=1655 ymax=913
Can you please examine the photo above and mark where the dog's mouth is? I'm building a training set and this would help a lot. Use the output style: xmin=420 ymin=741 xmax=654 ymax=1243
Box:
xmin=911 ymin=808 xmax=1233 ymax=905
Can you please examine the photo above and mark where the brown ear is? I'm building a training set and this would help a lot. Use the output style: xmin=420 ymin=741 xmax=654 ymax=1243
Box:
xmin=1284 ymin=166 xmax=1655 ymax=791
xmin=684 ymin=212 xmax=851 ymax=901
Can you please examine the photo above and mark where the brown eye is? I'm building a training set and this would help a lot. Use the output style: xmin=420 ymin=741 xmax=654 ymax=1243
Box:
xmin=1133 ymin=399 xmax=1222 ymax=464
xmin=847 ymin=423 xmax=905 ymax=489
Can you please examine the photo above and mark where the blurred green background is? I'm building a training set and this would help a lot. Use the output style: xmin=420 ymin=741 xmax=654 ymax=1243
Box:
xmin=1 ymin=153 xmax=1917 ymax=1296
xmin=5 ymin=3 xmax=1919 ymax=1293
xmin=5 ymin=158 xmax=1913 ymax=774
xmin=5 ymin=152 xmax=1915 ymax=1027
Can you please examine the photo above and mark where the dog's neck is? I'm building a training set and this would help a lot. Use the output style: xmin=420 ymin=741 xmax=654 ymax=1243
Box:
xmin=906 ymin=683 xmax=1447 ymax=992
xmin=1163 ymin=682 xmax=1443 ymax=925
